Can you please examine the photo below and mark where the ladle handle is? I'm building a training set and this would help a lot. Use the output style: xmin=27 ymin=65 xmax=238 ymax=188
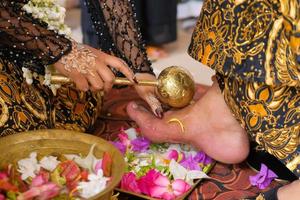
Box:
xmin=50 ymin=74 xmax=159 ymax=86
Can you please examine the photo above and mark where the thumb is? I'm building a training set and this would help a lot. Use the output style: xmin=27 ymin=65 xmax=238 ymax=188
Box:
xmin=143 ymin=93 xmax=163 ymax=119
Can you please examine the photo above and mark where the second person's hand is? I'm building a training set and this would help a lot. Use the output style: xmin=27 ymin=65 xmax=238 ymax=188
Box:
xmin=54 ymin=41 xmax=135 ymax=92
xmin=133 ymin=73 xmax=163 ymax=118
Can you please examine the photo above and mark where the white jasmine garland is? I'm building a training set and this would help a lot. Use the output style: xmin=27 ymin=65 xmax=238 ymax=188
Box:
xmin=22 ymin=67 xmax=34 ymax=85
xmin=22 ymin=0 xmax=71 ymax=93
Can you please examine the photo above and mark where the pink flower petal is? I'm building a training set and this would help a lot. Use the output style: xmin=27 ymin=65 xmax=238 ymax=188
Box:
xmin=94 ymin=160 xmax=102 ymax=174
xmin=153 ymin=174 xmax=170 ymax=187
xmin=172 ymin=179 xmax=191 ymax=196
xmin=121 ymin=172 xmax=141 ymax=194
xmin=149 ymin=185 xmax=168 ymax=198
xmin=31 ymin=175 xmax=47 ymax=187
xmin=118 ymin=133 xmax=130 ymax=146
xmin=137 ymin=169 xmax=158 ymax=195
xmin=162 ymin=192 xmax=177 ymax=200
xmin=0 ymin=172 xmax=8 ymax=180
xmin=18 ymin=183 xmax=60 ymax=200
xmin=166 ymin=150 xmax=179 ymax=161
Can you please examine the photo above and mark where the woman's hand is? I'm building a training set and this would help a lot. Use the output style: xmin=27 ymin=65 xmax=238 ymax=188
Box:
xmin=54 ymin=42 xmax=135 ymax=92
xmin=133 ymin=73 xmax=163 ymax=118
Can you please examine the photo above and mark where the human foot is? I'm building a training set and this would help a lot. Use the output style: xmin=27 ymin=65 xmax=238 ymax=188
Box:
xmin=127 ymin=81 xmax=249 ymax=164
xmin=277 ymin=180 xmax=300 ymax=200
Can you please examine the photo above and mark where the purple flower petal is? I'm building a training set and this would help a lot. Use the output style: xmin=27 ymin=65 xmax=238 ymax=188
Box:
xmin=131 ymin=137 xmax=150 ymax=152
xmin=180 ymin=155 xmax=201 ymax=171
xmin=112 ymin=141 xmax=126 ymax=154
xmin=249 ymin=163 xmax=278 ymax=190
xmin=193 ymin=151 xmax=213 ymax=165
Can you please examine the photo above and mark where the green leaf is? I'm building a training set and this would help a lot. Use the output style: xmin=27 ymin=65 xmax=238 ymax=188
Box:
xmin=50 ymin=167 xmax=66 ymax=186
xmin=6 ymin=191 xmax=17 ymax=200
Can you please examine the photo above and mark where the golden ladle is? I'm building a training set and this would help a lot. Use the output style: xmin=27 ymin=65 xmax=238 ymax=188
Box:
xmin=51 ymin=66 xmax=195 ymax=108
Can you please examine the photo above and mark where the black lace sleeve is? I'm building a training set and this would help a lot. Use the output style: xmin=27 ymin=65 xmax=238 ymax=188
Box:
xmin=0 ymin=0 xmax=72 ymax=75
xmin=84 ymin=0 xmax=154 ymax=75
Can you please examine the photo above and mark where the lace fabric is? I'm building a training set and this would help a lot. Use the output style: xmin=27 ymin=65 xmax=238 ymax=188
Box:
xmin=0 ymin=0 xmax=153 ymax=76
xmin=0 ymin=0 xmax=72 ymax=75
xmin=84 ymin=0 xmax=154 ymax=75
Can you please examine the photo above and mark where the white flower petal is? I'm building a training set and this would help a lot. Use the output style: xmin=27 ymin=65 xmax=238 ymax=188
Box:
xmin=77 ymin=169 xmax=109 ymax=198
xmin=17 ymin=152 xmax=40 ymax=180
xmin=64 ymin=144 xmax=98 ymax=172
xmin=186 ymin=170 xmax=210 ymax=185
xmin=169 ymin=159 xmax=187 ymax=180
xmin=124 ymin=128 xmax=138 ymax=140
xmin=39 ymin=156 xmax=60 ymax=172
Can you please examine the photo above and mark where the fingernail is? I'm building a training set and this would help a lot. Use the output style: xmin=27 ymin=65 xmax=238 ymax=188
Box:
xmin=132 ymin=102 xmax=138 ymax=109
xmin=155 ymin=108 xmax=163 ymax=119
xmin=133 ymin=76 xmax=139 ymax=84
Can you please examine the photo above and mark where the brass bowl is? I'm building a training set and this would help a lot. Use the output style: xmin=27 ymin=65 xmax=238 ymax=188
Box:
xmin=0 ymin=129 xmax=125 ymax=200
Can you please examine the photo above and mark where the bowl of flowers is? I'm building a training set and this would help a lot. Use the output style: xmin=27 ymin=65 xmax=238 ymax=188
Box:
xmin=112 ymin=128 xmax=214 ymax=200
xmin=0 ymin=129 xmax=125 ymax=200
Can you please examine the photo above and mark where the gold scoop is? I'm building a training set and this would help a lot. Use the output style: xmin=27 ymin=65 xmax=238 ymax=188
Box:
xmin=51 ymin=66 xmax=195 ymax=108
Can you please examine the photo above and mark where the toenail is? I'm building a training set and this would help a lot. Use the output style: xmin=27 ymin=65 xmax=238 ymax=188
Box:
xmin=132 ymin=102 xmax=138 ymax=109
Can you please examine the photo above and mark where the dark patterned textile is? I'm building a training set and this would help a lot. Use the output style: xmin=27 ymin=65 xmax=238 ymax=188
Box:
xmin=189 ymin=0 xmax=300 ymax=177
xmin=0 ymin=0 xmax=152 ymax=135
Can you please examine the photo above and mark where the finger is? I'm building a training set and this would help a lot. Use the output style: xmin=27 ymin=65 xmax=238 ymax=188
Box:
xmin=68 ymin=73 xmax=89 ymax=92
xmin=86 ymin=74 xmax=104 ymax=91
xmin=96 ymin=64 xmax=115 ymax=92
xmin=143 ymin=93 xmax=163 ymax=118
xmin=105 ymin=56 xmax=134 ymax=82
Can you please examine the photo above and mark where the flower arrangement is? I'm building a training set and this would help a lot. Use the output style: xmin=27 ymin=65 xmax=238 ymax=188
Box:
xmin=22 ymin=0 xmax=71 ymax=94
xmin=112 ymin=128 xmax=213 ymax=200
xmin=0 ymin=144 xmax=112 ymax=199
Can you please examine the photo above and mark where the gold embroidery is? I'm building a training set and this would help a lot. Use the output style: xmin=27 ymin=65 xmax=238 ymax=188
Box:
xmin=234 ymin=0 xmax=246 ymax=5
xmin=256 ymin=126 xmax=299 ymax=160
xmin=190 ymin=0 xmax=300 ymax=176
xmin=20 ymin=83 xmax=47 ymax=121
xmin=234 ymin=1 xmax=273 ymax=46
xmin=286 ymin=154 xmax=300 ymax=172
xmin=219 ymin=74 xmax=300 ymax=176
xmin=0 ymin=97 xmax=8 ymax=127
xmin=0 ymin=58 xmax=103 ymax=136
xmin=190 ymin=0 xmax=299 ymax=86
xmin=265 ymin=0 xmax=300 ymax=85
xmin=256 ymin=193 xmax=265 ymax=200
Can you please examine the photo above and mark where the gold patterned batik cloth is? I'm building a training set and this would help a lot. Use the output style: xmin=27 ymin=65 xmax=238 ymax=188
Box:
xmin=0 ymin=58 xmax=103 ymax=136
xmin=188 ymin=0 xmax=300 ymax=176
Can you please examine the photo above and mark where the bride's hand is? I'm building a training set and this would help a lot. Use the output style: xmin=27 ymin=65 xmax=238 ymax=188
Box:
xmin=133 ymin=73 xmax=163 ymax=118
xmin=54 ymin=42 xmax=135 ymax=92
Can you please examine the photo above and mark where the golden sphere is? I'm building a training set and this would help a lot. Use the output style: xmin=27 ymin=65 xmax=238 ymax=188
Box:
xmin=156 ymin=66 xmax=195 ymax=108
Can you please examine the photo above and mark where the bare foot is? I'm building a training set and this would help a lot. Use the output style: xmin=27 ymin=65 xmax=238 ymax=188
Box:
xmin=127 ymin=81 xmax=249 ymax=164
xmin=277 ymin=180 xmax=300 ymax=200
